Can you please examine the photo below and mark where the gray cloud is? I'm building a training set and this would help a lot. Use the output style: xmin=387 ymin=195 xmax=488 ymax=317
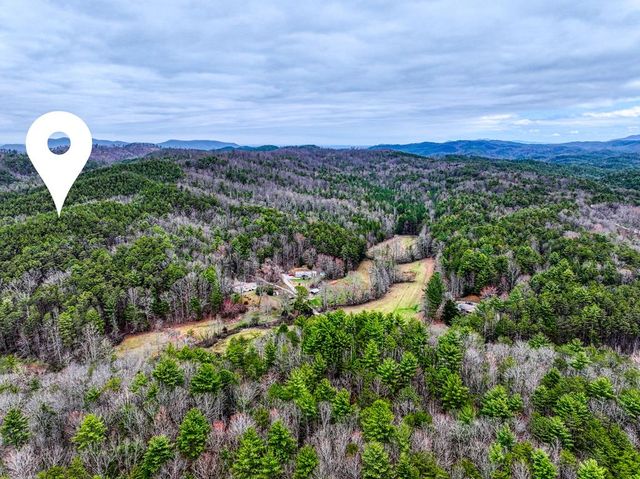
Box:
xmin=2 ymin=0 xmax=640 ymax=145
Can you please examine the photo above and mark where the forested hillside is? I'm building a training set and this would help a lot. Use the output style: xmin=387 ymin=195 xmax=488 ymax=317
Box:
xmin=0 ymin=147 xmax=639 ymax=478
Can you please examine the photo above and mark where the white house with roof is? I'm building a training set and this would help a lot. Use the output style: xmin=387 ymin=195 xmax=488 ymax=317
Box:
xmin=232 ymin=281 xmax=257 ymax=294
xmin=290 ymin=267 xmax=318 ymax=279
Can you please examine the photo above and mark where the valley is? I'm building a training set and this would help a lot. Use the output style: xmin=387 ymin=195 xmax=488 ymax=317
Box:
xmin=116 ymin=235 xmax=435 ymax=357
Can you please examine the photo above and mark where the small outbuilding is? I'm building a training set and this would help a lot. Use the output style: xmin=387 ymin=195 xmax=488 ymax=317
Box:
xmin=456 ymin=301 xmax=478 ymax=314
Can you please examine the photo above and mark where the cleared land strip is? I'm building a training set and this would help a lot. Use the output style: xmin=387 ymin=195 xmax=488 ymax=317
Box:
xmin=340 ymin=258 xmax=434 ymax=320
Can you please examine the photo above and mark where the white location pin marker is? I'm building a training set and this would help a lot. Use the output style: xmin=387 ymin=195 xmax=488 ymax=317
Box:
xmin=26 ymin=111 xmax=92 ymax=216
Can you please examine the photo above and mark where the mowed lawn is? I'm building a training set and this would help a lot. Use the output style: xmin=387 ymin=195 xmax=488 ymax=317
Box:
xmin=341 ymin=258 xmax=434 ymax=320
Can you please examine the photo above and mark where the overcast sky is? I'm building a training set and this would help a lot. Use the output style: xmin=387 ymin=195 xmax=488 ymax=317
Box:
xmin=2 ymin=0 xmax=640 ymax=145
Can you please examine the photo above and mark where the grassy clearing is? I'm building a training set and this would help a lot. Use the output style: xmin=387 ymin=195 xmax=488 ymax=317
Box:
xmin=209 ymin=328 xmax=267 ymax=353
xmin=321 ymin=259 xmax=374 ymax=307
xmin=115 ymin=320 xmax=222 ymax=358
xmin=116 ymin=308 xmax=279 ymax=358
xmin=366 ymin=235 xmax=419 ymax=261
xmin=116 ymin=288 xmax=284 ymax=358
xmin=115 ymin=330 xmax=174 ymax=358
xmin=340 ymin=258 xmax=435 ymax=320
xmin=328 ymin=259 xmax=373 ymax=289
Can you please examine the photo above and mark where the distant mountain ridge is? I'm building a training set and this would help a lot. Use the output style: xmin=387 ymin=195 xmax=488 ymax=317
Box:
xmin=3 ymin=135 xmax=640 ymax=161
xmin=370 ymin=135 xmax=640 ymax=159
xmin=0 ymin=138 xmax=242 ymax=153
xmin=158 ymin=139 xmax=239 ymax=150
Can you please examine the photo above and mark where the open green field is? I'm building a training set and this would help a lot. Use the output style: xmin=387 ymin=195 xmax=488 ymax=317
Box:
xmin=209 ymin=328 xmax=268 ymax=353
xmin=327 ymin=259 xmax=373 ymax=288
xmin=340 ymin=258 xmax=434 ymax=320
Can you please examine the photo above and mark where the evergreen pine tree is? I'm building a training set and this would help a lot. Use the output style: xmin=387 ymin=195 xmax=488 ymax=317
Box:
xmin=190 ymin=363 xmax=221 ymax=394
xmin=361 ymin=340 xmax=380 ymax=372
xmin=72 ymin=414 xmax=107 ymax=451
xmin=176 ymin=408 xmax=210 ymax=460
xmin=441 ymin=299 xmax=459 ymax=326
xmin=295 ymin=389 xmax=318 ymax=420
xmin=84 ymin=308 xmax=104 ymax=334
xmin=259 ymin=450 xmax=282 ymax=479
xmin=267 ymin=420 xmax=296 ymax=463
xmin=436 ymin=334 xmax=463 ymax=371
xmin=204 ymin=266 xmax=223 ymax=314
xmin=331 ymin=388 xmax=353 ymax=421
xmin=232 ymin=428 xmax=266 ymax=479
xmin=264 ymin=339 xmax=277 ymax=369
xmin=139 ymin=435 xmax=174 ymax=478
xmin=314 ymin=378 xmax=336 ymax=402
xmin=152 ymin=357 xmax=184 ymax=389
xmin=577 ymin=459 xmax=607 ymax=479
xmin=58 ymin=310 xmax=76 ymax=348
xmin=578 ymin=459 xmax=608 ymax=479
xmin=457 ymin=403 xmax=475 ymax=424
xmin=481 ymin=385 xmax=520 ymax=419
xmin=396 ymin=452 xmax=420 ymax=479
xmin=398 ymin=351 xmax=418 ymax=386
xmin=293 ymin=445 xmax=319 ymax=479
xmin=362 ymin=442 xmax=392 ymax=479
xmin=67 ymin=457 xmax=90 ymax=479
xmin=377 ymin=357 xmax=400 ymax=391
xmin=496 ymin=424 xmax=516 ymax=450
xmin=37 ymin=457 xmax=89 ymax=479
xmin=0 ymin=408 xmax=30 ymax=448
xmin=441 ymin=372 xmax=469 ymax=411
xmin=425 ymin=272 xmax=445 ymax=319
xmin=530 ymin=449 xmax=557 ymax=479
xmin=587 ymin=377 xmax=615 ymax=400
xmin=360 ymin=400 xmax=395 ymax=442
xmin=620 ymin=388 xmax=640 ymax=419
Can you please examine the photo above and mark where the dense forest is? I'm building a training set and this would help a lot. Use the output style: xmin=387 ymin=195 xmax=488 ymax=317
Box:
xmin=0 ymin=146 xmax=639 ymax=478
